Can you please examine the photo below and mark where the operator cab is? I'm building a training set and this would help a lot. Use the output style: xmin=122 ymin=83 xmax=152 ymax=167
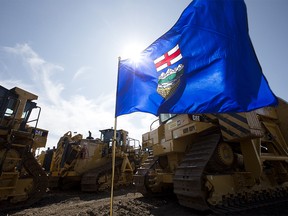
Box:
xmin=0 ymin=86 xmax=41 ymax=133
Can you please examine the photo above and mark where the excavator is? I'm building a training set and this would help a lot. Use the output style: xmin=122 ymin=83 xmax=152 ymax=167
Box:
xmin=134 ymin=97 xmax=288 ymax=213
xmin=39 ymin=128 xmax=141 ymax=192
xmin=0 ymin=85 xmax=49 ymax=211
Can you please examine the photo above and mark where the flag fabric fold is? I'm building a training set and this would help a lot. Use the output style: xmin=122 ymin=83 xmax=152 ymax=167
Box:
xmin=115 ymin=0 xmax=277 ymax=117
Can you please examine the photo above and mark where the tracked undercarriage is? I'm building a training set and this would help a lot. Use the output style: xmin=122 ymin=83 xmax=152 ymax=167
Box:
xmin=81 ymin=159 xmax=133 ymax=192
xmin=135 ymin=98 xmax=288 ymax=213
xmin=0 ymin=151 xmax=48 ymax=212
xmin=134 ymin=154 xmax=160 ymax=195
xmin=136 ymin=134 xmax=288 ymax=213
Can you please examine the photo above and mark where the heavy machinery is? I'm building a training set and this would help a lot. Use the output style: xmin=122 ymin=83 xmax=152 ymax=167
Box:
xmin=41 ymin=128 xmax=140 ymax=192
xmin=0 ymin=86 xmax=49 ymax=211
xmin=134 ymin=97 xmax=288 ymax=213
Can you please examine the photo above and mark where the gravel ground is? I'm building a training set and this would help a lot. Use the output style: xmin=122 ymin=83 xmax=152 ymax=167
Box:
xmin=2 ymin=186 xmax=288 ymax=216
xmin=2 ymin=187 xmax=201 ymax=216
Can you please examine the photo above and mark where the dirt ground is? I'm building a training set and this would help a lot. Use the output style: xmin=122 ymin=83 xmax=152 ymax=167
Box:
xmin=2 ymin=186 xmax=205 ymax=216
xmin=3 ymin=186 xmax=288 ymax=216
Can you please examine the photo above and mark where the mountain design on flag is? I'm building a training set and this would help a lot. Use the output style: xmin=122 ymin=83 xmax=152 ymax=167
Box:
xmin=157 ymin=64 xmax=184 ymax=99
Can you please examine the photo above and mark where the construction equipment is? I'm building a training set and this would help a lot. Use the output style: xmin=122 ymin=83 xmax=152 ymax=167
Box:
xmin=0 ymin=86 xmax=49 ymax=211
xmin=134 ymin=97 xmax=288 ymax=213
xmin=41 ymin=128 xmax=140 ymax=192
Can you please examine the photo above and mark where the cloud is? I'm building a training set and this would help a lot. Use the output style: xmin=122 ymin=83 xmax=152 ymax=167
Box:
xmin=1 ymin=44 xmax=115 ymax=148
xmin=1 ymin=43 xmax=156 ymax=150
xmin=73 ymin=66 xmax=92 ymax=81
xmin=39 ymin=93 xmax=116 ymax=148
xmin=3 ymin=44 xmax=64 ymax=105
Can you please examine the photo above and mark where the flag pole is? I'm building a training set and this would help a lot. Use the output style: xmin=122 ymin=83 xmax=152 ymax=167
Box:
xmin=109 ymin=56 xmax=121 ymax=216
xmin=109 ymin=116 xmax=117 ymax=216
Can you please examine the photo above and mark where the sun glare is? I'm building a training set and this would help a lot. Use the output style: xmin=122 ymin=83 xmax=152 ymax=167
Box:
xmin=121 ymin=43 xmax=145 ymax=61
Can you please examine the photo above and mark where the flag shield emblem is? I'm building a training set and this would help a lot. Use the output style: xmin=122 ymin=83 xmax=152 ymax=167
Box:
xmin=157 ymin=64 xmax=184 ymax=99
xmin=154 ymin=44 xmax=184 ymax=99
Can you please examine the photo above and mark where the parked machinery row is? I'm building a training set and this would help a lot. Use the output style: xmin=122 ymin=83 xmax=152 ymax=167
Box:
xmin=39 ymin=129 xmax=143 ymax=192
xmin=2 ymin=84 xmax=288 ymax=214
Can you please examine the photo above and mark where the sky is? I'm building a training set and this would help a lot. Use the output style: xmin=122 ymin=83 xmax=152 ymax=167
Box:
xmin=0 ymin=0 xmax=287 ymax=150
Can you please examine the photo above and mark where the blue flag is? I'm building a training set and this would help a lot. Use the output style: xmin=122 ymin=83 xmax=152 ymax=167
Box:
xmin=116 ymin=0 xmax=277 ymax=117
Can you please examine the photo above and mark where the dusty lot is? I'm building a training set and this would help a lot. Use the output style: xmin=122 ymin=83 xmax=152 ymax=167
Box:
xmin=2 ymin=186 xmax=288 ymax=216
xmin=2 ymin=187 xmax=203 ymax=216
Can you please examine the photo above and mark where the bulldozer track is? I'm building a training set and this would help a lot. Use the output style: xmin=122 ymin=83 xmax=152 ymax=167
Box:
xmin=81 ymin=158 xmax=123 ymax=192
xmin=210 ymin=186 xmax=288 ymax=214
xmin=0 ymin=152 xmax=48 ymax=212
xmin=173 ymin=133 xmax=288 ymax=214
xmin=133 ymin=155 xmax=159 ymax=196
xmin=173 ymin=133 xmax=220 ymax=211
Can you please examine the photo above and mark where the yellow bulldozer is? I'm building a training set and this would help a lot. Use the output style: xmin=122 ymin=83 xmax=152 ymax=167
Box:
xmin=0 ymin=86 xmax=49 ymax=211
xmin=134 ymin=97 xmax=288 ymax=213
xmin=40 ymin=128 xmax=141 ymax=192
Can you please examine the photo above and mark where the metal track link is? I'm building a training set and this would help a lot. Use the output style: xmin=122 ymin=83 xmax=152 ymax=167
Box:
xmin=133 ymin=155 xmax=158 ymax=196
xmin=173 ymin=133 xmax=288 ymax=213
xmin=81 ymin=159 xmax=122 ymax=192
xmin=0 ymin=152 xmax=48 ymax=212
xmin=210 ymin=186 xmax=288 ymax=214
xmin=173 ymin=134 xmax=220 ymax=211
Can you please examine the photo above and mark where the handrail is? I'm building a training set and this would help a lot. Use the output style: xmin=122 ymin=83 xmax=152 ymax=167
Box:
xmin=150 ymin=118 xmax=159 ymax=132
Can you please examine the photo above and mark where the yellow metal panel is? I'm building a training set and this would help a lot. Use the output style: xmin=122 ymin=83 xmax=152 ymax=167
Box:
xmin=275 ymin=98 xmax=288 ymax=144
xmin=218 ymin=112 xmax=262 ymax=141
xmin=142 ymin=132 xmax=150 ymax=143
xmin=172 ymin=121 xmax=214 ymax=139
xmin=153 ymin=140 xmax=187 ymax=156
xmin=149 ymin=124 xmax=164 ymax=145
xmin=256 ymin=106 xmax=278 ymax=119
xmin=246 ymin=112 xmax=263 ymax=137
xmin=262 ymin=121 xmax=288 ymax=156
xmin=240 ymin=139 xmax=262 ymax=179
xmin=164 ymin=115 xmax=190 ymax=141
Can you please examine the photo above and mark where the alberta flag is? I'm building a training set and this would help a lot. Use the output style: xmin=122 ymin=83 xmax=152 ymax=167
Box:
xmin=115 ymin=0 xmax=277 ymax=117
